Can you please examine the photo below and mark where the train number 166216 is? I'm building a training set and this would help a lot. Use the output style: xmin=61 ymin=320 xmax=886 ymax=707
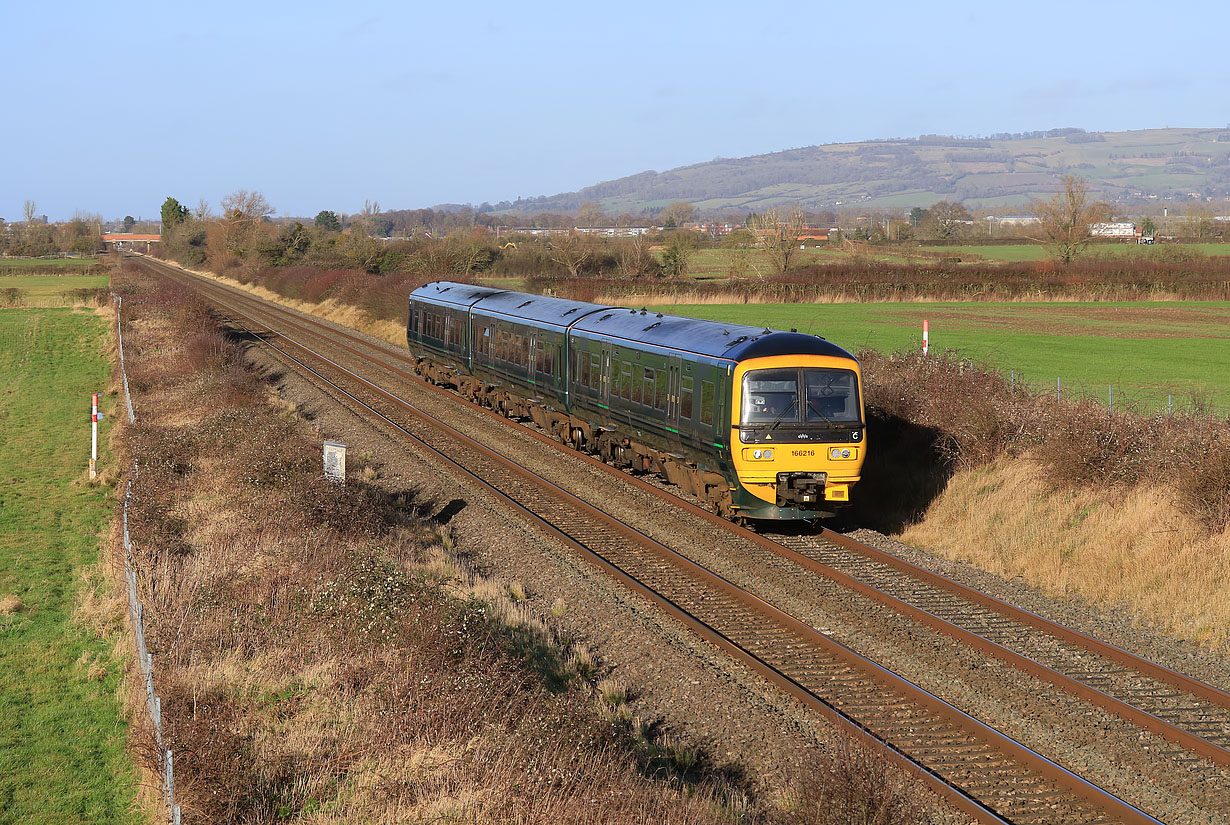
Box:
xmin=791 ymin=449 xmax=815 ymax=457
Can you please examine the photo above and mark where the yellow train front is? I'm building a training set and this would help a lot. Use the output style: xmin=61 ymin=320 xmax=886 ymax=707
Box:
xmin=728 ymin=351 xmax=865 ymax=520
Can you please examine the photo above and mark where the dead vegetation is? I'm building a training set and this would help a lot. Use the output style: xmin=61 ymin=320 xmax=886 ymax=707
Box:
xmin=856 ymin=349 xmax=1230 ymax=644
xmin=111 ymin=265 xmax=936 ymax=822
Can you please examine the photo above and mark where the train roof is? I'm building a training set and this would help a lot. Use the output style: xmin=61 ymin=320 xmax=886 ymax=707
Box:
xmin=571 ymin=307 xmax=854 ymax=362
xmin=412 ymin=281 xmax=616 ymax=327
xmin=411 ymin=281 xmax=856 ymax=363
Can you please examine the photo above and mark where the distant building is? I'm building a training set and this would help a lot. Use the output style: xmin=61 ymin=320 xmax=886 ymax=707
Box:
xmin=1089 ymin=222 xmax=1136 ymax=237
xmin=512 ymin=226 xmax=655 ymax=237
xmin=988 ymin=215 xmax=1039 ymax=227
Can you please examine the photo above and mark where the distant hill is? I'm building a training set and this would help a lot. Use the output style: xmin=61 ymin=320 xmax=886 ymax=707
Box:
xmin=508 ymin=128 xmax=1230 ymax=215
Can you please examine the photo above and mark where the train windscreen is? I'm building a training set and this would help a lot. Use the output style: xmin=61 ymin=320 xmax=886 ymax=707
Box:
xmin=742 ymin=368 xmax=860 ymax=425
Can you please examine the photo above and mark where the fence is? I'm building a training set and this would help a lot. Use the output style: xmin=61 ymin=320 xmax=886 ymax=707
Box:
xmin=1004 ymin=368 xmax=1227 ymax=417
xmin=115 ymin=294 xmax=181 ymax=824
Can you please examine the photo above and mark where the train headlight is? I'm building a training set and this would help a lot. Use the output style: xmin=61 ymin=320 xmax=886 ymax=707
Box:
xmin=753 ymin=449 xmax=763 ymax=459
xmin=830 ymin=448 xmax=852 ymax=459
xmin=763 ymin=449 xmax=773 ymax=459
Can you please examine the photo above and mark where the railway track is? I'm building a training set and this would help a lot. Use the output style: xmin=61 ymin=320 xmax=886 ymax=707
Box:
xmin=128 ymin=255 xmax=1229 ymax=823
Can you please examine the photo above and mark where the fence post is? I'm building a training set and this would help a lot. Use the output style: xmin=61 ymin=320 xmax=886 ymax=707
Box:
xmin=1010 ymin=370 xmax=1015 ymax=396
xmin=1057 ymin=376 xmax=1061 ymax=403
xmin=1168 ymin=394 xmax=1173 ymax=417
xmin=1109 ymin=385 xmax=1113 ymax=413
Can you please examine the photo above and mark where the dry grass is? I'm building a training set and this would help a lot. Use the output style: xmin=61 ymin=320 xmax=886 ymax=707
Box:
xmin=110 ymin=264 xmax=763 ymax=824
xmin=902 ymin=457 xmax=1230 ymax=645
xmin=0 ymin=593 xmax=24 ymax=614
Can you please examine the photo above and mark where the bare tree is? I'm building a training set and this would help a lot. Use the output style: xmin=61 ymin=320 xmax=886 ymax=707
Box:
xmin=576 ymin=201 xmax=606 ymax=227
xmin=925 ymin=201 xmax=972 ymax=239
xmin=219 ymin=190 xmax=274 ymax=255
xmin=721 ymin=229 xmax=755 ymax=278
xmin=1029 ymin=175 xmax=1110 ymax=263
xmin=194 ymin=199 xmax=213 ymax=220
xmin=661 ymin=201 xmax=697 ymax=226
xmin=22 ymin=200 xmax=37 ymax=224
xmin=749 ymin=207 xmax=807 ymax=276
xmin=615 ymin=233 xmax=658 ymax=278
xmin=548 ymin=229 xmax=596 ymax=277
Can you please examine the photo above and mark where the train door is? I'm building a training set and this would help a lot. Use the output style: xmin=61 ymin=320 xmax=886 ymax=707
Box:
xmin=666 ymin=355 xmax=682 ymax=428
xmin=600 ymin=347 xmax=612 ymax=408
xmin=528 ymin=332 xmax=539 ymax=386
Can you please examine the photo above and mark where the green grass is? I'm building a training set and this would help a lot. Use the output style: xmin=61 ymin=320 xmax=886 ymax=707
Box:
xmin=0 ymin=309 xmax=140 ymax=825
xmin=649 ymin=301 xmax=1230 ymax=413
xmin=0 ymin=258 xmax=99 ymax=272
xmin=0 ymin=275 xmax=110 ymax=299
xmin=921 ymin=243 xmax=1230 ymax=262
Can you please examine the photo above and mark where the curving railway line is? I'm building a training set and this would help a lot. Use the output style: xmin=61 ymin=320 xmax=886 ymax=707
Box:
xmin=125 ymin=255 xmax=1230 ymax=824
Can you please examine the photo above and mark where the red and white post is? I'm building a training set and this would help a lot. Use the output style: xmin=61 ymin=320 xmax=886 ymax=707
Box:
xmin=922 ymin=319 xmax=929 ymax=356
xmin=89 ymin=393 xmax=103 ymax=480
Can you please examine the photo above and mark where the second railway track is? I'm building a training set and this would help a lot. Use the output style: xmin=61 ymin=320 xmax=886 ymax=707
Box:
xmin=132 ymin=255 xmax=1230 ymax=824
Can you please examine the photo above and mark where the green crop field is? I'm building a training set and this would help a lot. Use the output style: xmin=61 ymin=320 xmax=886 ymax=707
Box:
xmin=649 ymin=300 xmax=1230 ymax=413
xmin=0 ymin=309 xmax=140 ymax=824
xmin=0 ymin=258 xmax=99 ymax=272
xmin=0 ymin=274 xmax=110 ymax=299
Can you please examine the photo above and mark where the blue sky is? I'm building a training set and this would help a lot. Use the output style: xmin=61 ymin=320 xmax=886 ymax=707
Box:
xmin=3 ymin=0 xmax=1228 ymax=221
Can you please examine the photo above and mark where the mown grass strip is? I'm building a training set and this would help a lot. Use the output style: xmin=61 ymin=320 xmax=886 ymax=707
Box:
xmin=0 ymin=308 xmax=140 ymax=825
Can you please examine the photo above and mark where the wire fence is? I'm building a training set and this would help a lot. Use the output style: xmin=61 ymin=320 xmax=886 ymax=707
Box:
xmin=115 ymin=294 xmax=181 ymax=825
xmin=1003 ymin=368 xmax=1227 ymax=418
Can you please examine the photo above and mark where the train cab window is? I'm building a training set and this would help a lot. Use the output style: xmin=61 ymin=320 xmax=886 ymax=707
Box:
xmin=742 ymin=368 xmax=798 ymax=424
xmin=700 ymin=380 xmax=715 ymax=426
xmin=680 ymin=376 xmax=694 ymax=419
xmin=804 ymin=369 xmax=860 ymax=423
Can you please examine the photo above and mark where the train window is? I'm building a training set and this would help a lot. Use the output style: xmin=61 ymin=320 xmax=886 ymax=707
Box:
xmin=619 ymin=361 xmax=633 ymax=400
xmin=535 ymin=340 xmax=545 ymax=374
xmin=804 ymin=369 xmax=860 ymax=423
xmin=481 ymin=326 xmax=491 ymax=355
xmin=411 ymin=308 xmax=420 ymax=333
xmin=642 ymin=367 xmax=655 ymax=407
xmin=590 ymin=354 xmax=601 ymax=387
xmin=654 ymin=369 xmax=668 ymax=412
xmin=680 ymin=376 xmax=694 ymax=419
xmin=700 ymin=380 xmax=715 ymax=427
xmin=743 ymin=368 xmax=799 ymax=424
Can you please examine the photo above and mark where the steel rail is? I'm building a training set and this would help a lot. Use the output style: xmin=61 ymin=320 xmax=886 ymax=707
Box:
xmin=140 ymin=257 xmax=1230 ymax=730
xmin=133 ymin=256 xmax=1167 ymax=825
xmin=140 ymin=255 xmax=1230 ymax=763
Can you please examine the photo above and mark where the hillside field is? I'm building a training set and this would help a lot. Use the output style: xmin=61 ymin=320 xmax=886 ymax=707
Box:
xmin=648 ymin=300 xmax=1230 ymax=414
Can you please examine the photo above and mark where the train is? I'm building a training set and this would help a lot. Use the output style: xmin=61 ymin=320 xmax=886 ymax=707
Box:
xmin=406 ymin=281 xmax=866 ymax=522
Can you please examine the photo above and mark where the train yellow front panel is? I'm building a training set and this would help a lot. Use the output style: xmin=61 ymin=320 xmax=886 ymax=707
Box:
xmin=731 ymin=354 xmax=866 ymax=505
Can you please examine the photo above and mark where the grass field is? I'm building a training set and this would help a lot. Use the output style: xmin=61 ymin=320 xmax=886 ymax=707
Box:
xmin=923 ymin=243 xmax=1230 ymax=262
xmin=649 ymin=300 xmax=1230 ymax=413
xmin=0 ymin=274 xmax=110 ymax=299
xmin=0 ymin=309 xmax=140 ymax=824
xmin=0 ymin=258 xmax=99 ymax=272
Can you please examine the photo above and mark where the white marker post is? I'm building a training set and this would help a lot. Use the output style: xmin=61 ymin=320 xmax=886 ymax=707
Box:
xmin=89 ymin=393 xmax=104 ymax=480
xmin=922 ymin=319 xmax=929 ymax=356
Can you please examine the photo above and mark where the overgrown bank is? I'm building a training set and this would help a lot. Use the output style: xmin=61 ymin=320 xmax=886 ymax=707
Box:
xmin=112 ymin=264 xmax=931 ymax=823
xmin=855 ymin=350 xmax=1230 ymax=644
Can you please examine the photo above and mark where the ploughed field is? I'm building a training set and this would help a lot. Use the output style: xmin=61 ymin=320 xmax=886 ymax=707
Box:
xmin=651 ymin=300 xmax=1230 ymax=414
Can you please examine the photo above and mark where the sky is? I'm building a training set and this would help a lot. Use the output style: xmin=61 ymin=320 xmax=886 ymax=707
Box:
xmin=3 ymin=0 xmax=1229 ymax=222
